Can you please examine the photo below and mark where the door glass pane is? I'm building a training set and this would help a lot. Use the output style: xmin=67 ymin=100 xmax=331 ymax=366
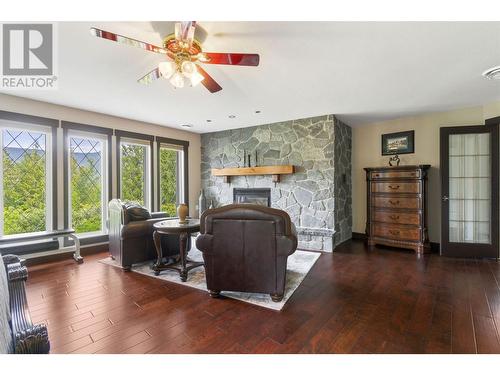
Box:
xmin=2 ymin=129 xmax=47 ymax=235
xmin=70 ymin=136 xmax=103 ymax=234
xmin=121 ymin=142 xmax=148 ymax=206
xmin=449 ymin=133 xmax=491 ymax=243
xmin=159 ymin=147 xmax=179 ymax=217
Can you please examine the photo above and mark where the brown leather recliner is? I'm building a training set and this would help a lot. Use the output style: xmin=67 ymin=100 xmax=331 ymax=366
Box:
xmin=196 ymin=204 xmax=297 ymax=302
xmin=108 ymin=199 xmax=188 ymax=270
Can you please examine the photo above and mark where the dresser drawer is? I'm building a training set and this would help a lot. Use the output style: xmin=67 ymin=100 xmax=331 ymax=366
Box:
xmin=372 ymin=210 xmax=421 ymax=225
xmin=372 ymin=196 xmax=420 ymax=209
xmin=371 ymin=182 xmax=420 ymax=194
xmin=370 ymin=170 xmax=420 ymax=180
xmin=372 ymin=224 xmax=421 ymax=241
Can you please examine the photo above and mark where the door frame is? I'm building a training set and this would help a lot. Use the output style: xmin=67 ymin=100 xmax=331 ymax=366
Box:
xmin=440 ymin=124 xmax=499 ymax=258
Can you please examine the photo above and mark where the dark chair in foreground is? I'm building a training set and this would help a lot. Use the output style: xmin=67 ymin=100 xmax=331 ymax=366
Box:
xmin=196 ymin=204 xmax=297 ymax=302
xmin=108 ymin=199 xmax=189 ymax=270
xmin=0 ymin=254 xmax=50 ymax=354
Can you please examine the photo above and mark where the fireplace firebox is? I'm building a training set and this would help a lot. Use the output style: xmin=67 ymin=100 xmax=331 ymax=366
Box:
xmin=233 ymin=188 xmax=271 ymax=207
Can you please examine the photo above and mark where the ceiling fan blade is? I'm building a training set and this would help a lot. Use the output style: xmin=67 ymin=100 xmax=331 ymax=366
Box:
xmin=202 ymin=53 xmax=260 ymax=66
xmin=196 ymin=65 xmax=222 ymax=93
xmin=90 ymin=27 xmax=167 ymax=54
xmin=138 ymin=68 xmax=161 ymax=85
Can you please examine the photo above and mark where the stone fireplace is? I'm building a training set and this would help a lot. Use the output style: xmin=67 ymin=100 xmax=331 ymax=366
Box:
xmin=200 ymin=114 xmax=352 ymax=252
xmin=233 ymin=188 xmax=271 ymax=206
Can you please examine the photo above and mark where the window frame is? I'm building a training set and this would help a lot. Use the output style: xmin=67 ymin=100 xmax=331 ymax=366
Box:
xmin=0 ymin=113 xmax=58 ymax=239
xmin=156 ymin=137 xmax=189 ymax=213
xmin=116 ymin=130 xmax=154 ymax=211
xmin=62 ymin=121 xmax=112 ymax=243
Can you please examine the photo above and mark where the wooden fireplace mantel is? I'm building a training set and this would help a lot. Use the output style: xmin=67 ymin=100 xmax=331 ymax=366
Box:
xmin=211 ymin=165 xmax=295 ymax=183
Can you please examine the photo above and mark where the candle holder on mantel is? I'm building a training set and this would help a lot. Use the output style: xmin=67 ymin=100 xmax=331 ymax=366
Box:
xmin=242 ymin=149 xmax=253 ymax=168
xmin=388 ymin=154 xmax=400 ymax=167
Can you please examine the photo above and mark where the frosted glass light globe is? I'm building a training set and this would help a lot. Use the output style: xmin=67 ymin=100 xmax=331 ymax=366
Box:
xmin=190 ymin=71 xmax=205 ymax=86
xmin=170 ymin=72 xmax=185 ymax=88
xmin=181 ymin=61 xmax=196 ymax=77
xmin=158 ymin=61 xmax=176 ymax=79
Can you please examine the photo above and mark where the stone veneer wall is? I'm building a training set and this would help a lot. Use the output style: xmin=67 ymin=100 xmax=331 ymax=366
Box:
xmin=200 ymin=114 xmax=352 ymax=252
xmin=333 ymin=118 xmax=352 ymax=245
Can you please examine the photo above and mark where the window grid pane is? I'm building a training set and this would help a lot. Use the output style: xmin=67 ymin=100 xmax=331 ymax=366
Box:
xmin=70 ymin=137 xmax=103 ymax=234
xmin=2 ymin=129 xmax=47 ymax=235
xmin=159 ymin=147 xmax=178 ymax=217
xmin=448 ymin=133 xmax=491 ymax=244
xmin=121 ymin=143 xmax=147 ymax=206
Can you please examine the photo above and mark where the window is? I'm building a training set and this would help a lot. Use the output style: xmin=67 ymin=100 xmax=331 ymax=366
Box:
xmin=158 ymin=143 xmax=186 ymax=216
xmin=68 ymin=131 xmax=109 ymax=235
xmin=116 ymin=131 xmax=153 ymax=210
xmin=0 ymin=121 xmax=52 ymax=237
xmin=120 ymin=141 xmax=151 ymax=207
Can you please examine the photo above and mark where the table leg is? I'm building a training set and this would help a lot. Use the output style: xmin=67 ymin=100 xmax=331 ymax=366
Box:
xmin=179 ymin=232 xmax=188 ymax=282
xmin=152 ymin=230 xmax=162 ymax=275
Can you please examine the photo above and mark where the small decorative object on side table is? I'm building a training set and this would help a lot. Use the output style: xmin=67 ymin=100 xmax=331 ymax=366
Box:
xmin=152 ymin=219 xmax=203 ymax=281
xmin=177 ymin=203 xmax=188 ymax=224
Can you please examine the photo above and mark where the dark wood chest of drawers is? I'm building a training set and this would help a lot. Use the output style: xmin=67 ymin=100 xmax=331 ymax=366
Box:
xmin=364 ymin=165 xmax=431 ymax=254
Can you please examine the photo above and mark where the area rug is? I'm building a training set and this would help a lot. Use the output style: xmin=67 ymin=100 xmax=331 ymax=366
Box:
xmin=99 ymin=246 xmax=320 ymax=311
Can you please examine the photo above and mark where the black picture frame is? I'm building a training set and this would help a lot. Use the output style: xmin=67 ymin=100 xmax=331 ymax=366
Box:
xmin=381 ymin=130 xmax=415 ymax=155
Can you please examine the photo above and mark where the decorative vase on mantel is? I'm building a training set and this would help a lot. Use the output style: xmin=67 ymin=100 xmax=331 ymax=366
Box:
xmin=177 ymin=203 xmax=188 ymax=224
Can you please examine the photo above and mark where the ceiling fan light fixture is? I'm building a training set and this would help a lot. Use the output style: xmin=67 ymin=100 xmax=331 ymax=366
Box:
xmin=190 ymin=71 xmax=205 ymax=86
xmin=158 ymin=61 xmax=176 ymax=79
xmin=181 ymin=60 xmax=197 ymax=77
xmin=90 ymin=23 xmax=259 ymax=94
xmin=170 ymin=72 xmax=185 ymax=88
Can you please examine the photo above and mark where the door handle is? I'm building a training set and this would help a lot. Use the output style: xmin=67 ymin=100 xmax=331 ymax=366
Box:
xmin=442 ymin=196 xmax=449 ymax=202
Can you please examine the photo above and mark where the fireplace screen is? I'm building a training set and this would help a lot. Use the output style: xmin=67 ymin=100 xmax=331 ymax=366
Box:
xmin=233 ymin=188 xmax=271 ymax=207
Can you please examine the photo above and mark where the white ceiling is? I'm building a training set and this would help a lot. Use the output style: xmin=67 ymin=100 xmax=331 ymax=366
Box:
xmin=3 ymin=22 xmax=500 ymax=133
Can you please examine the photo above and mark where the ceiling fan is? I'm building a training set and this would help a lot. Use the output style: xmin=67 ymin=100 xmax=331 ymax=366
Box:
xmin=90 ymin=22 xmax=260 ymax=93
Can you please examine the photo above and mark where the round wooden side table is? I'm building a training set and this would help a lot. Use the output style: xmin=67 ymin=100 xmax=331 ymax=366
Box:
xmin=151 ymin=219 xmax=202 ymax=282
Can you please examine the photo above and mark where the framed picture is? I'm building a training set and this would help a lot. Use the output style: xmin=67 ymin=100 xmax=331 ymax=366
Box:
xmin=381 ymin=130 xmax=415 ymax=155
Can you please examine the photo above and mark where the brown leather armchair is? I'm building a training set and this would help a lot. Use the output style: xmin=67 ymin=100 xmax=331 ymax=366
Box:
xmin=196 ymin=204 xmax=297 ymax=302
xmin=108 ymin=199 xmax=188 ymax=270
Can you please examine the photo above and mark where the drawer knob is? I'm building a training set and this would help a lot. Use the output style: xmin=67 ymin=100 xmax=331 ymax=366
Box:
xmin=388 ymin=185 xmax=400 ymax=190
xmin=389 ymin=215 xmax=400 ymax=220
xmin=389 ymin=200 xmax=400 ymax=205
xmin=389 ymin=230 xmax=400 ymax=235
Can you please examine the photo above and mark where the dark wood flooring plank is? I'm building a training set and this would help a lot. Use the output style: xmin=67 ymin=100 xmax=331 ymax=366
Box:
xmin=473 ymin=315 xmax=500 ymax=354
xmin=451 ymin=304 xmax=476 ymax=354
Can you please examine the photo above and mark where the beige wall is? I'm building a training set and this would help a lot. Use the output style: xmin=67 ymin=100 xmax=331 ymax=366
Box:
xmin=0 ymin=93 xmax=201 ymax=219
xmin=352 ymin=101 xmax=500 ymax=243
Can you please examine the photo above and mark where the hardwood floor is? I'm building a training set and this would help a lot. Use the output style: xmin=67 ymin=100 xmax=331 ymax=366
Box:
xmin=25 ymin=240 xmax=500 ymax=354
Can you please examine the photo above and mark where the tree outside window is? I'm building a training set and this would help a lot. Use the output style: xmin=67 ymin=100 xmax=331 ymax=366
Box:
xmin=70 ymin=137 xmax=103 ymax=234
xmin=159 ymin=147 xmax=179 ymax=216
xmin=2 ymin=129 xmax=48 ymax=235
xmin=120 ymin=143 xmax=147 ymax=206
